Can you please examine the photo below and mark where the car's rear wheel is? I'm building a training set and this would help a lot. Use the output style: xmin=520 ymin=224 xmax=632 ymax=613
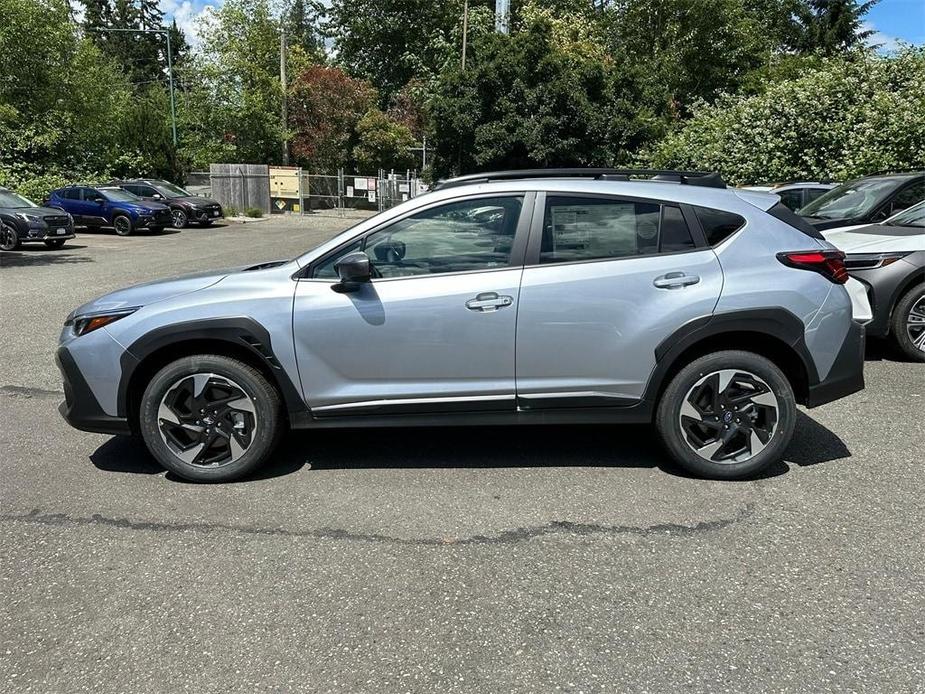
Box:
xmin=44 ymin=238 xmax=66 ymax=249
xmin=0 ymin=223 xmax=20 ymax=251
xmin=656 ymin=351 xmax=796 ymax=479
xmin=113 ymin=214 xmax=133 ymax=236
xmin=139 ymin=355 xmax=283 ymax=482
xmin=171 ymin=209 xmax=188 ymax=228
xmin=891 ymin=284 xmax=925 ymax=362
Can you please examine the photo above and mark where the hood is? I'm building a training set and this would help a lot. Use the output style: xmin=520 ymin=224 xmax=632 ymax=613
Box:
xmin=173 ymin=196 xmax=220 ymax=207
xmin=129 ymin=200 xmax=170 ymax=212
xmin=822 ymin=223 xmax=925 ymax=254
xmin=68 ymin=260 xmax=289 ymax=318
xmin=0 ymin=206 xmax=71 ymax=217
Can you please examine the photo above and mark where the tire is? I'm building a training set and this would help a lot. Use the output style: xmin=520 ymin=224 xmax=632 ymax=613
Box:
xmin=139 ymin=355 xmax=284 ymax=482
xmin=891 ymin=283 xmax=925 ymax=362
xmin=113 ymin=214 xmax=133 ymax=236
xmin=0 ymin=223 xmax=20 ymax=251
xmin=171 ymin=208 xmax=188 ymax=228
xmin=44 ymin=238 xmax=66 ymax=249
xmin=656 ymin=350 xmax=796 ymax=480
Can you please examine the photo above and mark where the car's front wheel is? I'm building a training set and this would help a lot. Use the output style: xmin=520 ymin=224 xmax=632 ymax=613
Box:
xmin=139 ymin=355 xmax=283 ymax=482
xmin=113 ymin=214 xmax=133 ymax=236
xmin=891 ymin=284 xmax=925 ymax=362
xmin=0 ymin=223 xmax=20 ymax=251
xmin=171 ymin=209 xmax=188 ymax=228
xmin=656 ymin=351 xmax=796 ymax=479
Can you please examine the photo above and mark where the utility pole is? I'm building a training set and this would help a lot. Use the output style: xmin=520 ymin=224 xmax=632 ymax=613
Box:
xmin=280 ymin=27 xmax=289 ymax=165
xmin=92 ymin=27 xmax=177 ymax=147
xmin=461 ymin=0 xmax=469 ymax=69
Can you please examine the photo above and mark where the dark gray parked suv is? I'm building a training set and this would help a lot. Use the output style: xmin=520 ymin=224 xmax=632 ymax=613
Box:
xmin=0 ymin=186 xmax=75 ymax=250
xmin=113 ymin=179 xmax=223 ymax=229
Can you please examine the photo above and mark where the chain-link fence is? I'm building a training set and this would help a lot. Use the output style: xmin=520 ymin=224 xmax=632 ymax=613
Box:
xmin=187 ymin=167 xmax=427 ymax=218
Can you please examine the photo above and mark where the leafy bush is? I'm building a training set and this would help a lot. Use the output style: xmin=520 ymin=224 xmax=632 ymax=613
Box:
xmin=225 ymin=205 xmax=239 ymax=218
xmin=244 ymin=207 xmax=264 ymax=218
xmin=644 ymin=49 xmax=925 ymax=184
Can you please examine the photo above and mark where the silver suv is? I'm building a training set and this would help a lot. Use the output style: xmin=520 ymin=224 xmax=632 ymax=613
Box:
xmin=57 ymin=169 xmax=865 ymax=482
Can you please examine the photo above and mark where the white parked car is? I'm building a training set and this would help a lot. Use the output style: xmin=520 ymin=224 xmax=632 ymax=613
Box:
xmin=823 ymin=201 xmax=925 ymax=361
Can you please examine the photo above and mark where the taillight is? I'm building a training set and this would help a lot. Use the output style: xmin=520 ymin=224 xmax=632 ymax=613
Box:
xmin=777 ymin=249 xmax=849 ymax=284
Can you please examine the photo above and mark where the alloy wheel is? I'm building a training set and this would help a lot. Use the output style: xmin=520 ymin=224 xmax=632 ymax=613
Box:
xmin=0 ymin=224 xmax=18 ymax=251
xmin=172 ymin=209 xmax=187 ymax=228
xmin=157 ymin=373 xmax=257 ymax=467
xmin=114 ymin=216 xmax=131 ymax=235
xmin=906 ymin=295 xmax=925 ymax=353
xmin=679 ymin=369 xmax=779 ymax=464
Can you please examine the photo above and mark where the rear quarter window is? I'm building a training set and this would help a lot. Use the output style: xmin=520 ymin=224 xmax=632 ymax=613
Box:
xmin=694 ymin=206 xmax=746 ymax=246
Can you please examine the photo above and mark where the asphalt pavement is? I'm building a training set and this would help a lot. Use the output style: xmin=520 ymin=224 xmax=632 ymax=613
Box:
xmin=1 ymin=217 xmax=923 ymax=693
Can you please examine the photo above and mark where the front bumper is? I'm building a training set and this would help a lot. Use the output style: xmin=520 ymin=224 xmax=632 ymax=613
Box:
xmin=135 ymin=212 xmax=172 ymax=229
xmin=56 ymin=345 xmax=131 ymax=435
xmin=193 ymin=206 xmax=224 ymax=223
xmin=848 ymin=255 xmax=925 ymax=338
xmin=805 ymin=319 xmax=865 ymax=408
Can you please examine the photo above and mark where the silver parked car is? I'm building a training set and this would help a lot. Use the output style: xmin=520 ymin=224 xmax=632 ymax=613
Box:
xmin=57 ymin=169 xmax=865 ymax=482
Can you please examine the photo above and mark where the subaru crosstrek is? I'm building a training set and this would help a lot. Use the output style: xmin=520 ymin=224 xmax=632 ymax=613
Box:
xmin=48 ymin=185 xmax=171 ymax=236
xmin=57 ymin=169 xmax=866 ymax=482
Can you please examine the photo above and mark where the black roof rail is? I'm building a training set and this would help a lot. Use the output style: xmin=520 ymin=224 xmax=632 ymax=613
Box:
xmin=863 ymin=169 xmax=925 ymax=177
xmin=434 ymin=168 xmax=727 ymax=190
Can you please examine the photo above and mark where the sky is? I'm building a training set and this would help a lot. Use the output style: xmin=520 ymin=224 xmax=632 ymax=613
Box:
xmin=159 ymin=0 xmax=925 ymax=51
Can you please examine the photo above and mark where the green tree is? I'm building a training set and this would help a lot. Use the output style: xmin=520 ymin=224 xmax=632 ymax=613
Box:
xmin=644 ymin=49 xmax=925 ymax=184
xmin=353 ymin=110 xmax=416 ymax=172
xmin=180 ymin=0 xmax=285 ymax=166
xmin=426 ymin=17 xmax=657 ymax=178
xmin=286 ymin=0 xmax=326 ymax=60
xmin=790 ymin=0 xmax=878 ymax=55
xmin=328 ymin=0 xmax=466 ymax=98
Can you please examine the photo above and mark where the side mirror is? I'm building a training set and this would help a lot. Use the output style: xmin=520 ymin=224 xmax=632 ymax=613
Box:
xmin=94 ymin=197 xmax=105 ymax=204
xmin=152 ymin=193 xmax=162 ymax=200
xmin=333 ymin=251 xmax=372 ymax=293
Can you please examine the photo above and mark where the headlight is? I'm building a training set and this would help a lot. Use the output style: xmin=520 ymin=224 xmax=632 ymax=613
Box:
xmin=15 ymin=213 xmax=39 ymax=223
xmin=844 ymin=252 xmax=911 ymax=270
xmin=66 ymin=308 xmax=139 ymax=336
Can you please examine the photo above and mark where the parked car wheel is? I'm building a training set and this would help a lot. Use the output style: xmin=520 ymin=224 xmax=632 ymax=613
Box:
xmin=171 ymin=209 xmax=188 ymax=228
xmin=113 ymin=214 xmax=133 ymax=236
xmin=656 ymin=351 xmax=796 ymax=479
xmin=44 ymin=238 xmax=66 ymax=249
xmin=891 ymin=284 xmax=925 ymax=362
xmin=139 ymin=355 xmax=284 ymax=482
xmin=0 ymin=222 xmax=20 ymax=251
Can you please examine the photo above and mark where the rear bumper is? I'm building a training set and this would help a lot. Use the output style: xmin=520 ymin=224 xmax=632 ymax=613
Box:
xmin=56 ymin=346 xmax=131 ymax=435
xmin=805 ymin=319 xmax=865 ymax=408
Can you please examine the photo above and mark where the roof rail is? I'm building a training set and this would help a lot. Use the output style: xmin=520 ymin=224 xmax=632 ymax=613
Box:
xmin=863 ymin=169 xmax=925 ymax=177
xmin=434 ymin=168 xmax=727 ymax=190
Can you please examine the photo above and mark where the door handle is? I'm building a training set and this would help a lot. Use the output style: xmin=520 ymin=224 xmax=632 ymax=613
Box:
xmin=653 ymin=272 xmax=700 ymax=289
xmin=466 ymin=292 xmax=514 ymax=312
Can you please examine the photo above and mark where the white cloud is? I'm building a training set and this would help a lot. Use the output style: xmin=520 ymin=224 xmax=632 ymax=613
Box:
xmin=159 ymin=0 xmax=222 ymax=50
xmin=862 ymin=22 xmax=904 ymax=54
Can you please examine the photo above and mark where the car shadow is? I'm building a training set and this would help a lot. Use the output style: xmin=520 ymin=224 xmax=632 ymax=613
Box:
xmin=864 ymin=337 xmax=912 ymax=363
xmin=0 ymin=247 xmax=93 ymax=267
xmin=89 ymin=411 xmax=850 ymax=483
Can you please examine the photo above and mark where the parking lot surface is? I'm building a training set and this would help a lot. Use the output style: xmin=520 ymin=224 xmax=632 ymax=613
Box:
xmin=1 ymin=217 xmax=924 ymax=693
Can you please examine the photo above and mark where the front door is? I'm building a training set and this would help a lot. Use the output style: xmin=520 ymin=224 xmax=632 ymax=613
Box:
xmin=292 ymin=194 xmax=532 ymax=416
xmin=515 ymin=194 xmax=724 ymax=407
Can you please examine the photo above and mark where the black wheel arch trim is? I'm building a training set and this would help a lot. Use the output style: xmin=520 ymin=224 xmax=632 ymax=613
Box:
xmin=647 ymin=308 xmax=822 ymax=405
xmin=118 ymin=317 xmax=307 ymax=424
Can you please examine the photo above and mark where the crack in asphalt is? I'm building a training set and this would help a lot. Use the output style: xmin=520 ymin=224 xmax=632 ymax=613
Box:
xmin=0 ymin=385 xmax=62 ymax=399
xmin=1 ymin=504 xmax=754 ymax=546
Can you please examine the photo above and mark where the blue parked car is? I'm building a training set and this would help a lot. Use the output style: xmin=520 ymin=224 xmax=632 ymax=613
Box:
xmin=48 ymin=184 xmax=172 ymax=236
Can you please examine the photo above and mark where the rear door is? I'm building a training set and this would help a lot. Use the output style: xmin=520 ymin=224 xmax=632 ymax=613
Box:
xmin=515 ymin=193 xmax=724 ymax=407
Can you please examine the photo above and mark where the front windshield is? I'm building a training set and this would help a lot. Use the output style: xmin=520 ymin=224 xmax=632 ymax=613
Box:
xmin=0 ymin=190 xmax=38 ymax=208
xmin=886 ymin=200 xmax=925 ymax=228
xmin=101 ymin=188 xmax=141 ymax=202
xmin=799 ymin=179 xmax=897 ymax=219
xmin=156 ymin=181 xmax=192 ymax=198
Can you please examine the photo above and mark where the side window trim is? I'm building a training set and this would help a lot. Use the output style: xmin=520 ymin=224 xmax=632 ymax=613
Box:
xmin=303 ymin=191 xmax=535 ymax=280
